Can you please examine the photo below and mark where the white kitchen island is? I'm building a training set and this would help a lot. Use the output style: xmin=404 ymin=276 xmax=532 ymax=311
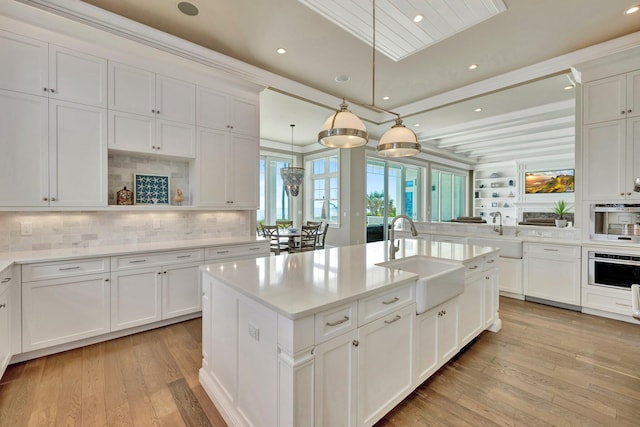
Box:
xmin=200 ymin=238 xmax=500 ymax=427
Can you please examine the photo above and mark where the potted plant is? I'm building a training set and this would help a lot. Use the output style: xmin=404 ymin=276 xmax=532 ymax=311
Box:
xmin=553 ymin=200 xmax=571 ymax=228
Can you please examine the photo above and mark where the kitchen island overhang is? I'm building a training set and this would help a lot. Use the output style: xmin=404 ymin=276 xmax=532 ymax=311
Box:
xmin=199 ymin=239 xmax=501 ymax=427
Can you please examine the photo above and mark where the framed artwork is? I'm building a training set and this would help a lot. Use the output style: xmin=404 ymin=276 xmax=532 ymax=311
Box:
xmin=134 ymin=173 xmax=170 ymax=204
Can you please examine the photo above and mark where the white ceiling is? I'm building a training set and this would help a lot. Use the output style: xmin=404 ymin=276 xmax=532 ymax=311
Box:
xmin=37 ymin=0 xmax=640 ymax=163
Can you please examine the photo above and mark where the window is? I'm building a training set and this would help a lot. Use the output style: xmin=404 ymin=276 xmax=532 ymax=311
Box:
xmin=431 ymin=167 xmax=467 ymax=222
xmin=306 ymin=152 xmax=339 ymax=224
xmin=366 ymin=157 xmax=425 ymax=241
xmin=258 ymin=154 xmax=292 ymax=225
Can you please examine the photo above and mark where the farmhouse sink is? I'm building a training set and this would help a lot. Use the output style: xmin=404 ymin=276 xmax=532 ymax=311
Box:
xmin=467 ymin=235 xmax=523 ymax=259
xmin=378 ymin=256 xmax=465 ymax=314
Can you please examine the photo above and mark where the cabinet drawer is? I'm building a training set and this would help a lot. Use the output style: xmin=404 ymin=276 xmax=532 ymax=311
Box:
xmin=463 ymin=257 xmax=484 ymax=278
xmin=582 ymin=286 xmax=632 ymax=315
xmin=204 ymin=243 xmax=269 ymax=261
xmin=0 ymin=266 xmax=13 ymax=294
xmin=22 ymin=257 xmax=109 ymax=282
xmin=524 ymin=243 xmax=580 ymax=258
xmin=358 ymin=283 xmax=414 ymax=326
xmin=111 ymin=249 xmax=203 ymax=271
xmin=484 ymin=253 xmax=498 ymax=268
xmin=315 ymin=301 xmax=357 ymax=344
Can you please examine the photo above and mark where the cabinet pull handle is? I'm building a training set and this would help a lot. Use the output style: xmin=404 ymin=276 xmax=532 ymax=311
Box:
xmin=249 ymin=247 xmax=260 ymax=251
xmin=1 ymin=278 xmax=11 ymax=283
xmin=0 ymin=304 xmax=6 ymax=309
xmin=615 ymin=302 xmax=632 ymax=307
xmin=216 ymin=250 xmax=229 ymax=254
xmin=487 ymin=259 xmax=495 ymax=263
xmin=58 ymin=266 xmax=80 ymax=271
xmin=177 ymin=255 xmax=192 ymax=259
xmin=382 ymin=296 xmax=399 ymax=305
xmin=468 ymin=265 xmax=479 ymax=270
xmin=384 ymin=314 xmax=402 ymax=324
xmin=543 ymin=248 xmax=558 ymax=252
xmin=326 ymin=316 xmax=349 ymax=327
xmin=129 ymin=259 xmax=147 ymax=264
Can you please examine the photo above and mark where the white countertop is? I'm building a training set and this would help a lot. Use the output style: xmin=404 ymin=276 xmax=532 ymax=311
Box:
xmin=202 ymin=238 xmax=497 ymax=320
xmin=0 ymin=236 xmax=267 ymax=272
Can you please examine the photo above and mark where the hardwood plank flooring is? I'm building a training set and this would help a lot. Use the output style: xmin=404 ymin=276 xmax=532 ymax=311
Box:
xmin=1 ymin=297 xmax=639 ymax=426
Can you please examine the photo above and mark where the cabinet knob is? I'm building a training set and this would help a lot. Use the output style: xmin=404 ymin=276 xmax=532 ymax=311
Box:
xmin=629 ymin=109 xmax=633 ymax=113
xmin=352 ymin=340 xmax=359 ymax=347
xmin=156 ymin=110 xmax=160 ymax=114
xmin=621 ymin=193 xmax=625 ymax=196
xmin=152 ymin=109 xmax=156 ymax=113
xmin=622 ymin=110 xmax=626 ymax=115
xmin=50 ymin=88 xmax=56 ymax=93
xmin=157 ymin=272 xmax=162 ymax=275
xmin=50 ymin=197 xmax=56 ymax=201
xmin=628 ymin=192 xmax=632 ymax=196
xmin=0 ymin=304 xmax=6 ymax=309
xmin=43 ymin=197 xmax=48 ymax=201
xmin=43 ymin=87 xmax=48 ymax=92
xmin=105 ymin=278 xmax=110 ymax=282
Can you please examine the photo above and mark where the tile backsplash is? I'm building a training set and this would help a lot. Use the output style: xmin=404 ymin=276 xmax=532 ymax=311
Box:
xmin=0 ymin=210 xmax=252 ymax=252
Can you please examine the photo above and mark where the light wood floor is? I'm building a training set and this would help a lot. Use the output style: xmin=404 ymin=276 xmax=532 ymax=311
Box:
xmin=1 ymin=297 xmax=639 ymax=426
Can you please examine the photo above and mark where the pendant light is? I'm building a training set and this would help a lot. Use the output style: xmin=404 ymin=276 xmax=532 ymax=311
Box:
xmin=280 ymin=124 xmax=305 ymax=197
xmin=318 ymin=99 xmax=368 ymax=148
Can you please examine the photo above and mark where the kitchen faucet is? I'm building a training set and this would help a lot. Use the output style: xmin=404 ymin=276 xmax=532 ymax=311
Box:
xmin=388 ymin=214 xmax=419 ymax=260
xmin=493 ymin=211 xmax=503 ymax=236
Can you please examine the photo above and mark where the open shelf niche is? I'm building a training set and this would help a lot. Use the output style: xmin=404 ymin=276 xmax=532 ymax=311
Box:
xmin=472 ymin=162 xmax=518 ymax=225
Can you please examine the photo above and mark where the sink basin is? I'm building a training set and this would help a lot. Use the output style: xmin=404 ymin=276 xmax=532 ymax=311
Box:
xmin=467 ymin=235 xmax=523 ymax=259
xmin=378 ymin=256 xmax=465 ymax=314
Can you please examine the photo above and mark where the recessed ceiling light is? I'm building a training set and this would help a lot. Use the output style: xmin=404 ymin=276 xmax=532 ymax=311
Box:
xmin=414 ymin=123 xmax=420 ymax=127
xmin=469 ymin=64 xmax=478 ymax=70
xmin=177 ymin=2 xmax=199 ymax=16
xmin=335 ymin=74 xmax=350 ymax=83
xmin=413 ymin=14 xmax=424 ymax=23
xmin=625 ymin=5 xmax=639 ymax=14
xmin=474 ymin=108 xmax=482 ymax=112
xmin=383 ymin=96 xmax=390 ymax=100
xmin=276 ymin=47 xmax=287 ymax=54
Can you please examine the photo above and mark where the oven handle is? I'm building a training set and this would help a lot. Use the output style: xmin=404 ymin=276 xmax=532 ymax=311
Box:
xmin=632 ymin=284 xmax=640 ymax=320
xmin=589 ymin=255 xmax=640 ymax=266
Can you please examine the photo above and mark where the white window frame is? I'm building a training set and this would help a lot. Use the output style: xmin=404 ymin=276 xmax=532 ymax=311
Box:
xmin=430 ymin=164 xmax=469 ymax=223
xmin=259 ymin=152 xmax=294 ymax=225
xmin=305 ymin=150 xmax=340 ymax=226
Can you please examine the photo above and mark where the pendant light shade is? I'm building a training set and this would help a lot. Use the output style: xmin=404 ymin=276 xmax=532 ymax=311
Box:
xmin=377 ymin=118 xmax=421 ymax=157
xmin=318 ymin=101 xmax=368 ymax=148
xmin=281 ymin=124 xmax=305 ymax=197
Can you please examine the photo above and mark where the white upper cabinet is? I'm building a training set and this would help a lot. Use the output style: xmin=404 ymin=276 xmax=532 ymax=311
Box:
xmin=584 ymin=70 xmax=640 ymax=124
xmin=0 ymin=30 xmax=48 ymax=96
xmin=0 ymin=30 xmax=107 ymax=107
xmin=109 ymin=61 xmax=195 ymax=124
xmin=196 ymin=85 xmax=259 ymax=136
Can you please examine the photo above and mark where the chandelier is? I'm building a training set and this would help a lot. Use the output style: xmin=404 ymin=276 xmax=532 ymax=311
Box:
xmin=280 ymin=124 xmax=305 ymax=197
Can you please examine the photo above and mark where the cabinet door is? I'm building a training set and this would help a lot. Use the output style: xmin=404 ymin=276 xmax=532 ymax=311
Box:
xmin=0 ymin=29 xmax=48 ymax=96
xmin=497 ymin=257 xmax=523 ymax=294
xmin=314 ymin=329 xmax=358 ymax=427
xmin=156 ymin=119 xmax=196 ymax=158
xmin=195 ymin=127 xmax=229 ymax=207
xmin=229 ymin=96 xmax=259 ymax=136
xmin=162 ymin=261 xmax=201 ymax=319
xmin=414 ymin=306 xmax=438 ymax=384
xmin=458 ymin=274 xmax=483 ymax=347
xmin=627 ymin=70 xmax=640 ymax=119
xmin=0 ymin=90 xmax=49 ymax=206
xmin=484 ymin=268 xmax=498 ymax=328
xmin=582 ymin=121 xmax=626 ymax=200
xmin=524 ymin=255 xmax=581 ymax=306
xmin=156 ymin=75 xmax=195 ymax=124
xmin=50 ymin=100 xmax=108 ymax=206
xmin=438 ymin=298 xmax=459 ymax=363
xmin=358 ymin=304 xmax=414 ymax=427
xmin=108 ymin=109 xmax=155 ymax=154
xmin=48 ymin=45 xmax=107 ymax=107
xmin=108 ymin=61 xmax=155 ymax=117
xmin=0 ymin=286 xmax=11 ymax=377
xmin=196 ymin=85 xmax=230 ymax=131
xmin=111 ymin=267 xmax=162 ymax=331
xmin=201 ymin=275 xmax=212 ymax=372
xmin=626 ymin=116 xmax=640 ymax=201
xmin=229 ymin=134 xmax=259 ymax=207
xmin=583 ymin=74 xmax=627 ymax=124
xmin=22 ymin=273 xmax=110 ymax=351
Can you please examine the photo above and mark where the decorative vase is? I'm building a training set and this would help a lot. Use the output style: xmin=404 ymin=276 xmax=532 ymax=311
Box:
xmin=555 ymin=219 xmax=567 ymax=228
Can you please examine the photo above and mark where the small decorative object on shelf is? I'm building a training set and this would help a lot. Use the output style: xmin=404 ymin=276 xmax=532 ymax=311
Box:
xmin=174 ymin=188 xmax=184 ymax=206
xmin=116 ymin=186 xmax=133 ymax=205
xmin=508 ymin=179 xmax=515 ymax=186
xmin=489 ymin=172 xmax=501 ymax=178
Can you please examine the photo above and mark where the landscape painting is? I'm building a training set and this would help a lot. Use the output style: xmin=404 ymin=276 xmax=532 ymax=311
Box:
xmin=525 ymin=169 xmax=575 ymax=193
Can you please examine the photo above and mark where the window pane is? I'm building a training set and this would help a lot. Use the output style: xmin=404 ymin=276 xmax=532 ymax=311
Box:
xmin=388 ymin=165 xmax=402 ymax=218
xmin=432 ymin=168 xmax=466 ymax=223
xmin=405 ymin=167 xmax=419 ymax=220
xmin=258 ymin=158 xmax=266 ymax=224
xmin=328 ymin=156 xmax=338 ymax=173
xmin=313 ymin=159 xmax=325 ymax=175
xmin=307 ymin=152 xmax=339 ymax=225
xmin=431 ymin=171 xmax=439 ymax=222
xmin=366 ymin=160 xmax=386 ymax=226
xmin=454 ymin=175 xmax=465 ymax=219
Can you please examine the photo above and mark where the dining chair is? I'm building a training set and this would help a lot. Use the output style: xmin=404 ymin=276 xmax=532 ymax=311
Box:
xmin=289 ymin=224 xmax=320 ymax=252
xmin=275 ymin=220 xmax=293 ymax=231
xmin=261 ymin=224 xmax=288 ymax=255
xmin=315 ymin=223 xmax=330 ymax=249
xmin=306 ymin=220 xmax=322 ymax=227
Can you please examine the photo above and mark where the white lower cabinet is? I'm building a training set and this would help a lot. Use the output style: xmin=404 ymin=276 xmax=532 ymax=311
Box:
xmin=110 ymin=249 xmax=204 ymax=331
xmin=484 ymin=267 xmax=498 ymax=328
xmin=524 ymin=243 xmax=581 ymax=306
xmin=22 ymin=272 xmax=111 ymax=352
xmin=0 ymin=267 xmax=15 ymax=378
xmin=357 ymin=303 xmax=415 ymax=426
xmin=497 ymin=257 xmax=523 ymax=295
xmin=458 ymin=271 xmax=483 ymax=346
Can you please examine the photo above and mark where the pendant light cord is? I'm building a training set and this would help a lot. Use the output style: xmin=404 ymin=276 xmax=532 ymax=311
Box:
xmin=372 ymin=0 xmax=376 ymax=108
xmin=290 ymin=124 xmax=295 ymax=164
